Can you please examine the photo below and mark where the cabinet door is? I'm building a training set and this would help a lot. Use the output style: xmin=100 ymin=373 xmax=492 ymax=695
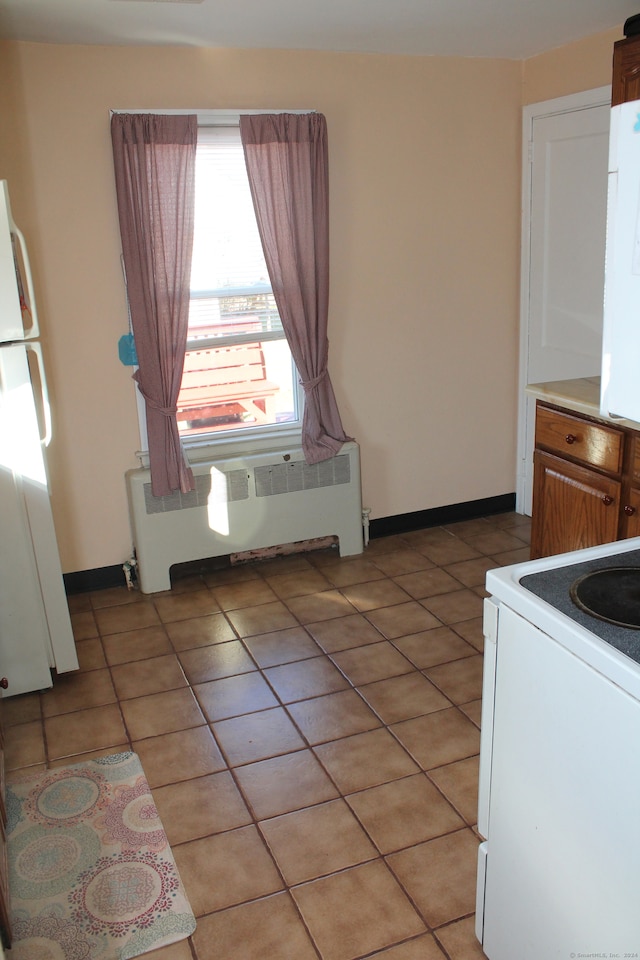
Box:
xmin=530 ymin=450 xmax=620 ymax=559
xmin=621 ymin=486 xmax=640 ymax=539
xmin=612 ymin=35 xmax=640 ymax=106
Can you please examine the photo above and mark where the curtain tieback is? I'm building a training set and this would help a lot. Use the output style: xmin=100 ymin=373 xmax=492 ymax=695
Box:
xmin=136 ymin=381 xmax=178 ymax=417
xmin=300 ymin=369 xmax=328 ymax=392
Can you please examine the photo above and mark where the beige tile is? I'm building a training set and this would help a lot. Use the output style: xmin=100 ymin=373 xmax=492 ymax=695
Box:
xmin=444 ymin=555 xmax=499 ymax=588
xmin=392 ymin=626 xmax=477 ymax=669
xmin=307 ymin=613 xmax=384 ymax=653
xmin=75 ymin=637 xmax=107 ymax=672
xmin=45 ymin=704 xmax=128 ymax=760
xmin=71 ymin=609 xmax=98 ymax=641
xmin=111 ymin=654 xmax=188 ymax=700
xmin=152 ymin=588 xmax=220 ymax=622
xmin=212 ymin=579 xmax=280 ymax=611
xmin=443 ymin=518 xmax=493 ymax=538
xmin=370 ymin=548 xmax=435 ymax=577
xmin=192 ymin=892 xmax=318 ymax=960
xmin=102 ymin=625 xmax=173 ymax=665
xmin=460 ymin=698 xmax=482 ymax=727
xmin=194 ymin=673 xmax=279 ymax=722
xmin=320 ymin=558 xmax=388 ymax=588
xmin=285 ymin=589 xmax=358 ymax=624
xmin=120 ymin=687 xmax=205 ymax=739
xmin=421 ymin=589 xmax=484 ymax=625
xmin=141 ymin=938 xmax=194 ymax=960
xmin=173 ymin=825 xmax=283 ymax=915
xmin=358 ymin=673 xmax=449 ymax=724
xmin=392 ymin=568 xmax=462 ymax=600
xmin=387 ymin=828 xmax=478 ymax=927
xmin=178 ymin=640 xmax=256 ymax=684
xmin=67 ymin=593 xmax=92 ymax=614
xmin=492 ymin=546 xmax=531 ymax=566
xmin=347 ymin=773 xmax=464 ymax=853
xmin=286 ymin=689 xmax=381 ymax=744
xmin=165 ymin=613 xmax=237 ymax=650
xmin=417 ymin=539 xmax=482 ymax=566
xmin=243 ymin=626 xmax=322 ymax=667
xmin=314 ymin=727 xmax=419 ymax=794
xmin=2 ymin=694 xmax=41 ymax=726
xmin=391 ymin=708 xmax=480 ymax=771
xmin=152 ymin=771 xmax=251 ymax=844
xmin=451 ymin=617 xmax=484 ymax=652
xmin=463 ymin=529 xmax=528 ymax=556
xmin=41 ymin=668 xmax=117 ymax=717
xmin=330 ymin=641 xmax=413 ymax=686
xmin=133 ymin=726 xmax=226 ymax=787
xmin=266 ymin=568 xmax=333 ymax=598
xmin=260 ymin=798 xmax=377 ymax=884
xmin=94 ymin=599 xmax=161 ymax=636
xmin=429 ymin=755 xmax=480 ymax=825
xmin=90 ymin=585 xmax=143 ymax=609
xmin=5 ymin=720 xmax=45 ymax=770
xmin=226 ymin=600 xmax=298 ymax=637
xmin=213 ymin=706 xmax=305 ymax=765
xmin=234 ymin=749 xmax=339 ymax=819
xmin=435 ymin=915 xmax=487 ymax=959
xmin=292 ymin=860 xmax=425 ymax=960
xmin=424 ymin=654 xmax=484 ymax=704
xmin=264 ymin=656 xmax=349 ymax=703
xmin=341 ymin=579 xmax=411 ymax=612
xmin=203 ymin=564 xmax=261 ymax=587
xmin=371 ymin=934 xmax=451 ymax=960
xmin=365 ymin=602 xmax=441 ymax=640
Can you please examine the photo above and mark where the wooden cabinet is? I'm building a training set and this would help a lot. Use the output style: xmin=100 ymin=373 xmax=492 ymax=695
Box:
xmin=612 ymin=27 xmax=640 ymax=107
xmin=530 ymin=402 xmax=640 ymax=559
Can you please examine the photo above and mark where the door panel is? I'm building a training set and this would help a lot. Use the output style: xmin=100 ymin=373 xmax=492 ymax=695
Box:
xmin=518 ymin=90 xmax=611 ymax=515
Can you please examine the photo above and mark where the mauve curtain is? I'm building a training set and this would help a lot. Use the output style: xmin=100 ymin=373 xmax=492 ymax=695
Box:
xmin=111 ymin=113 xmax=196 ymax=497
xmin=239 ymin=113 xmax=351 ymax=464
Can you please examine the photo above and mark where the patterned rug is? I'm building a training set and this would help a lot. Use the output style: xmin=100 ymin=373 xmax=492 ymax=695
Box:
xmin=5 ymin=752 xmax=196 ymax=959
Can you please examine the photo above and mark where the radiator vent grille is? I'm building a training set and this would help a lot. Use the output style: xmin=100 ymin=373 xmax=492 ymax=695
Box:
xmin=143 ymin=468 xmax=249 ymax=515
xmin=142 ymin=455 xmax=350 ymax=515
xmin=255 ymin=455 xmax=350 ymax=497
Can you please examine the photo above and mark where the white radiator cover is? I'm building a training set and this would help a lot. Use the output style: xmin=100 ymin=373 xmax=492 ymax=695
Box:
xmin=126 ymin=440 xmax=364 ymax=593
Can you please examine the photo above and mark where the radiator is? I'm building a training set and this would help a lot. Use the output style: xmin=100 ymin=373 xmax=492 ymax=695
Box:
xmin=126 ymin=440 xmax=364 ymax=593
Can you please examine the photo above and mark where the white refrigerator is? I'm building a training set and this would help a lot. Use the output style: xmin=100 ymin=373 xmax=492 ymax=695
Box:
xmin=601 ymin=96 xmax=640 ymax=422
xmin=0 ymin=180 xmax=78 ymax=697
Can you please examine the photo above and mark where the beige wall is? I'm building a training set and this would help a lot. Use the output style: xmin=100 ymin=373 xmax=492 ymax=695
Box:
xmin=522 ymin=28 xmax=619 ymax=104
xmin=0 ymin=28 xmax=623 ymax=574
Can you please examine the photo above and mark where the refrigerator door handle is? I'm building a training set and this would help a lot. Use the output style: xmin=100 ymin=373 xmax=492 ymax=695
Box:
xmin=26 ymin=342 xmax=52 ymax=447
xmin=3 ymin=184 xmax=40 ymax=341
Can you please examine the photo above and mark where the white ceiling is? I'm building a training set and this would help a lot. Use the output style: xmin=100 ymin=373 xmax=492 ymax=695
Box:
xmin=0 ymin=0 xmax=637 ymax=60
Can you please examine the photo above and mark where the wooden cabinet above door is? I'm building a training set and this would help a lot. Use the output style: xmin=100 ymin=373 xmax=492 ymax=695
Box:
xmin=613 ymin=32 xmax=640 ymax=106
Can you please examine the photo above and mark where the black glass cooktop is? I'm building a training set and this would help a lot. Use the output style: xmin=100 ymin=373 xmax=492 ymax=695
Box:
xmin=520 ymin=549 xmax=640 ymax=666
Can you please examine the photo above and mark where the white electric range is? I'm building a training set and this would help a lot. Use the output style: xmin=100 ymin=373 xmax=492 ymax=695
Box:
xmin=476 ymin=537 xmax=640 ymax=959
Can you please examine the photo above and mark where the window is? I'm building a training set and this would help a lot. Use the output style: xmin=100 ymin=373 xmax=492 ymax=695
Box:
xmin=176 ymin=123 xmax=301 ymax=445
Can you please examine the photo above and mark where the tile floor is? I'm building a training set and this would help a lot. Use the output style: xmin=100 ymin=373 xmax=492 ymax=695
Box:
xmin=3 ymin=511 xmax=531 ymax=960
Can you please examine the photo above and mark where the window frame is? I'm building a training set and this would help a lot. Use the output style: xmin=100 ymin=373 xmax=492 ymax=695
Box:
xmin=116 ymin=109 xmax=312 ymax=464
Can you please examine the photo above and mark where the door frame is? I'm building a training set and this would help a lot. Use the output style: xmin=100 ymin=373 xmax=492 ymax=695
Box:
xmin=516 ymin=85 xmax=612 ymax=516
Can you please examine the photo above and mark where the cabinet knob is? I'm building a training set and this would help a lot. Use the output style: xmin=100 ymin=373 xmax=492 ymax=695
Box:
xmin=0 ymin=678 xmax=8 ymax=690
xmin=601 ymin=495 xmax=614 ymax=506
xmin=625 ymin=504 xmax=636 ymax=516
xmin=565 ymin=433 xmax=577 ymax=444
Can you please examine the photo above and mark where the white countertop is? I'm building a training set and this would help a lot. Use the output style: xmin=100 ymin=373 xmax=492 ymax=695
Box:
xmin=526 ymin=376 xmax=640 ymax=431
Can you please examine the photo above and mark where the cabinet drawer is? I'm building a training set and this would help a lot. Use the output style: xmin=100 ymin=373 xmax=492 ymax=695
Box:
xmin=535 ymin=405 xmax=624 ymax=474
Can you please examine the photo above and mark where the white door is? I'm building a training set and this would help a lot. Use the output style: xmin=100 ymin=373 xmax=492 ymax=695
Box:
xmin=517 ymin=88 xmax=611 ymax=515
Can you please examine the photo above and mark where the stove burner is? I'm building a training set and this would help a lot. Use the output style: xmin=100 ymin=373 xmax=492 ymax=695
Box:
xmin=570 ymin=567 xmax=640 ymax=629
